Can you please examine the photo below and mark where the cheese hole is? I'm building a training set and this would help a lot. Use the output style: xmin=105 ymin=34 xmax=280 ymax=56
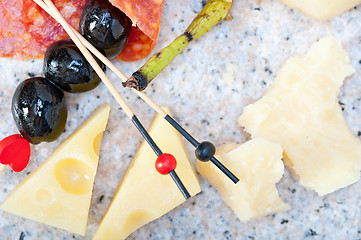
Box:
xmin=54 ymin=158 xmax=93 ymax=195
xmin=93 ymin=132 xmax=104 ymax=157
xmin=123 ymin=210 xmax=153 ymax=234
xmin=36 ymin=189 xmax=53 ymax=204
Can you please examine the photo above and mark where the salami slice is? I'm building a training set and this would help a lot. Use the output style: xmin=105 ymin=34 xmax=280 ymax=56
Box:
xmin=116 ymin=27 xmax=156 ymax=62
xmin=0 ymin=0 xmax=86 ymax=59
xmin=0 ymin=0 xmax=41 ymax=58
xmin=110 ymin=0 xmax=165 ymax=61
xmin=22 ymin=0 xmax=86 ymax=46
xmin=109 ymin=0 xmax=164 ymax=42
xmin=0 ymin=0 xmax=164 ymax=61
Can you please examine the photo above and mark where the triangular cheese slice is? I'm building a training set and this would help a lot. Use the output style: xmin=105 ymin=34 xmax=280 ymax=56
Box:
xmin=93 ymin=106 xmax=201 ymax=240
xmin=1 ymin=103 xmax=110 ymax=235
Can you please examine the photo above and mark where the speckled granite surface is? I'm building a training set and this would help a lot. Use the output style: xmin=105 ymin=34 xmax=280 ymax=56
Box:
xmin=1 ymin=0 xmax=361 ymax=239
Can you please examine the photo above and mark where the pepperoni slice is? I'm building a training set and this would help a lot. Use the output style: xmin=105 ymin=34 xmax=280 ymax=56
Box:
xmin=110 ymin=0 xmax=165 ymax=61
xmin=0 ymin=0 xmax=164 ymax=61
xmin=116 ymin=27 xmax=156 ymax=62
xmin=0 ymin=0 xmax=86 ymax=59
xmin=109 ymin=0 xmax=164 ymax=42
xmin=0 ymin=0 xmax=42 ymax=58
xmin=22 ymin=0 xmax=86 ymax=46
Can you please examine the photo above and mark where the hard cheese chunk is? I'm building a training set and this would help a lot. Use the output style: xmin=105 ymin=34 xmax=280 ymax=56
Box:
xmin=93 ymin=106 xmax=201 ymax=240
xmin=239 ymin=36 xmax=361 ymax=196
xmin=1 ymin=103 xmax=110 ymax=235
xmin=197 ymin=139 xmax=290 ymax=222
xmin=278 ymin=0 xmax=361 ymax=20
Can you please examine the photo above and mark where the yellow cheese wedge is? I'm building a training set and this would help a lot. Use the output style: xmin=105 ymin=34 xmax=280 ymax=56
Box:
xmin=1 ymin=103 xmax=110 ymax=235
xmin=197 ymin=139 xmax=290 ymax=222
xmin=278 ymin=0 xmax=361 ymax=20
xmin=93 ymin=106 xmax=201 ymax=240
xmin=239 ymin=36 xmax=361 ymax=196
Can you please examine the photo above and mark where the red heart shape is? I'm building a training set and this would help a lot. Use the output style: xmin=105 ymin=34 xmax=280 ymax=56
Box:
xmin=0 ymin=134 xmax=31 ymax=172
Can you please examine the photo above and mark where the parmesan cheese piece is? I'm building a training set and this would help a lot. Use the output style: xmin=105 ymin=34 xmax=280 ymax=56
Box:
xmin=0 ymin=103 xmax=110 ymax=235
xmin=93 ymin=106 xmax=201 ymax=240
xmin=239 ymin=36 xmax=361 ymax=196
xmin=197 ymin=139 xmax=290 ymax=222
xmin=278 ymin=0 xmax=361 ymax=20
xmin=223 ymin=62 xmax=238 ymax=86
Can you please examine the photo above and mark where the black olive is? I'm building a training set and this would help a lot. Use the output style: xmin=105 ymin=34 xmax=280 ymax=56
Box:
xmin=44 ymin=39 xmax=106 ymax=93
xmin=79 ymin=0 xmax=132 ymax=59
xmin=12 ymin=77 xmax=67 ymax=144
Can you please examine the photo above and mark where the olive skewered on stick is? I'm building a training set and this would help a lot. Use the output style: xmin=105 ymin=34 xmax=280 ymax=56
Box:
xmin=0 ymin=74 xmax=68 ymax=173
xmin=35 ymin=0 xmax=191 ymax=199
xmin=79 ymin=0 xmax=132 ymax=59
xmin=123 ymin=0 xmax=233 ymax=91
xmin=44 ymin=39 xmax=107 ymax=93
xmin=34 ymin=0 xmax=239 ymax=184
xmin=0 ymin=30 xmax=111 ymax=173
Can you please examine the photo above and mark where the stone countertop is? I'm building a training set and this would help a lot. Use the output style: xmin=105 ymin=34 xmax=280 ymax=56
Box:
xmin=1 ymin=0 xmax=361 ymax=239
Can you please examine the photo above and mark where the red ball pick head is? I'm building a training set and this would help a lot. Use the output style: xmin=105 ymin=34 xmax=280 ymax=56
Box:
xmin=155 ymin=153 xmax=177 ymax=175
xmin=0 ymin=134 xmax=31 ymax=172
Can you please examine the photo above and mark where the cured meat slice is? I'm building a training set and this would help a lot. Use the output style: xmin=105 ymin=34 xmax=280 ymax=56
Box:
xmin=0 ymin=0 xmax=41 ymax=58
xmin=0 ymin=0 xmax=86 ymax=59
xmin=0 ymin=0 xmax=164 ymax=61
xmin=109 ymin=0 xmax=163 ymax=43
xmin=116 ymin=27 xmax=156 ymax=62
xmin=110 ymin=0 xmax=165 ymax=61
xmin=22 ymin=0 xmax=86 ymax=46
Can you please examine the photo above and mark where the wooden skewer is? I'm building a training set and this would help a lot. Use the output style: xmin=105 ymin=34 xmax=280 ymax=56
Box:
xmin=34 ymin=0 xmax=239 ymax=183
xmin=35 ymin=0 xmax=238 ymax=184
xmin=34 ymin=0 xmax=191 ymax=199
xmin=33 ymin=0 xmax=168 ymax=118
xmin=38 ymin=0 xmax=132 ymax=118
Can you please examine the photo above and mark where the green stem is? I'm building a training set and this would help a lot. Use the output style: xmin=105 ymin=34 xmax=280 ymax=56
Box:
xmin=123 ymin=0 xmax=233 ymax=91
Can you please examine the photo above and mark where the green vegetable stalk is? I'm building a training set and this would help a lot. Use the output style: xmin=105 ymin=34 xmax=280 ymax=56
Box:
xmin=123 ymin=0 xmax=233 ymax=91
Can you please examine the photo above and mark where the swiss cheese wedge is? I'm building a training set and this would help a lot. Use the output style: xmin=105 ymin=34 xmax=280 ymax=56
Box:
xmin=278 ymin=0 xmax=361 ymax=20
xmin=197 ymin=139 xmax=290 ymax=222
xmin=239 ymin=36 xmax=361 ymax=196
xmin=0 ymin=103 xmax=110 ymax=235
xmin=93 ymin=106 xmax=201 ymax=240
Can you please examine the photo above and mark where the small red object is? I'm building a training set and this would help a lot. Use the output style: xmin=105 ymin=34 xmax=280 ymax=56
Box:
xmin=0 ymin=134 xmax=31 ymax=172
xmin=155 ymin=153 xmax=177 ymax=175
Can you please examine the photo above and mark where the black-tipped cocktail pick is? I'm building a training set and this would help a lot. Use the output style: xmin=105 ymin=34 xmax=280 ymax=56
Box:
xmin=165 ymin=116 xmax=239 ymax=184
xmin=127 ymin=92 xmax=239 ymax=184
xmin=36 ymin=0 xmax=190 ymax=200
